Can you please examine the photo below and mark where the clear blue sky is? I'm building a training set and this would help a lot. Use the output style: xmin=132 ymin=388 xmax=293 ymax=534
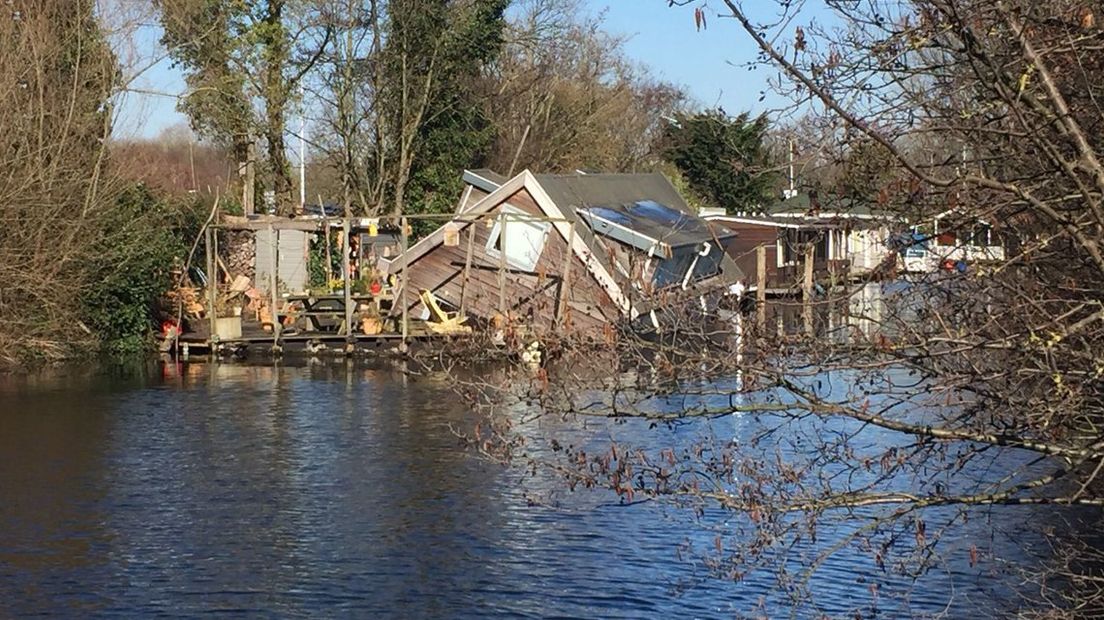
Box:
xmin=114 ymin=1 xmax=789 ymax=139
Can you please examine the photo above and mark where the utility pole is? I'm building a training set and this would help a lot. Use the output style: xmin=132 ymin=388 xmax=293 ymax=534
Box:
xmin=299 ymin=85 xmax=307 ymax=213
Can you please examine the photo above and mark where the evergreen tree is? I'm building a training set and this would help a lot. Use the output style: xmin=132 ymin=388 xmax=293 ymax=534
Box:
xmin=662 ymin=110 xmax=774 ymax=212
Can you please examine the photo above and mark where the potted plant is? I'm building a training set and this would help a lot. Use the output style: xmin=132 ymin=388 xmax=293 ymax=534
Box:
xmin=363 ymin=267 xmax=383 ymax=296
xmin=361 ymin=303 xmax=383 ymax=335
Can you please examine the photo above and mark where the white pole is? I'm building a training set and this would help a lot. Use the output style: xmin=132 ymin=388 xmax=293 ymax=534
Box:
xmin=789 ymin=138 xmax=795 ymax=195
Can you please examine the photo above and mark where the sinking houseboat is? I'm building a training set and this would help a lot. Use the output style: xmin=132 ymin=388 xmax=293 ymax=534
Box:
xmin=384 ymin=169 xmax=745 ymax=336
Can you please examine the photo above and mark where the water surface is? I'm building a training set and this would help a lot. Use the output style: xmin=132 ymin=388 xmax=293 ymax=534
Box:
xmin=0 ymin=362 xmax=1072 ymax=618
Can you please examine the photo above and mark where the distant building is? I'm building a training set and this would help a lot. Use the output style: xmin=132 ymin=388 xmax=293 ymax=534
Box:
xmin=898 ymin=209 xmax=1007 ymax=273
xmin=705 ymin=192 xmax=898 ymax=291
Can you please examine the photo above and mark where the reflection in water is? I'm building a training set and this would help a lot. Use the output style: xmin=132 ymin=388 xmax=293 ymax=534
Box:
xmin=0 ymin=362 xmax=1083 ymax=617
xmin=760 ymin=281 xmax=902 ymax=342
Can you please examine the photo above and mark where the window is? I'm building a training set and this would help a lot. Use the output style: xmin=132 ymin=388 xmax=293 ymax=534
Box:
xmin=651 ymin=250 xmax=697 ymax=289
xmin=778 ymin=229 xmax=826 ymax=266
xmin=690 ymin=242 xmax=724 ymax=281
xmin=486 ymin=205 xmax=551 ymax=272
xmin=968 ymin=222 xmax=992 ymax=247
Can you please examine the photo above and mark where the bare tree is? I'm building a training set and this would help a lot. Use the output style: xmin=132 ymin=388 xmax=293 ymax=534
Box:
xmin=483 ymin=0 xmax=685 ymax=174
xmin=440 ymin=0 xmax=1104 ymax=614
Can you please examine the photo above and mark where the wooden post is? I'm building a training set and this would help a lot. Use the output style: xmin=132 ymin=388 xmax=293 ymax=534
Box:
xmin=497 ymin=211 xmax=507 ymax=317
xmin=323 ymin=213 xmax=333 ymax=292
xmin=460 ymin=221 xmax=475 ymax=316
xmin=803 ymin=244 xmax=815 ymax=336
xmin=205 ymin=227 xmax=217 ymax=346
xmin=269 ymin=225 xmax=281 ymax=348
xmin=400 ymin=216 xmax=409 ymax=348
xmin=243 ymin=142 xmax=256 ymax=216
xmin=342 ymin=217 xmax=354 ymax=345
xmin=212 ymin=225 xmax=220 ymax=284
xmin=556 ymin=222 xmax=575 ymax=330
xmin=756 ymin=244 xmax=767 ymax=329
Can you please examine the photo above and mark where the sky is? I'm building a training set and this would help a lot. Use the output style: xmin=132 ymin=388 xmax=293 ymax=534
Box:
xmin=113 ymin=1 xmax=790 ymax=141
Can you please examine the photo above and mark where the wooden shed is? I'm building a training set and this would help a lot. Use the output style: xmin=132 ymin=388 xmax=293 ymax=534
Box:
xmin=386 ymin=169 xmax=744 ymax=335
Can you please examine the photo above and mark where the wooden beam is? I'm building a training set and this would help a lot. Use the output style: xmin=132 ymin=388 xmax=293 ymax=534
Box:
xmin=803 ymin=244 xmax=814 ymax=336
xmin=460 ymin=221 xmax=476 ymax=315
xmin=205 ymin=227 xmax=217 ymax=346
xmin=400 ymin=217 xmax=410 ymax=349
xmin=342 ymin=218 xmax=354 ymax=343
xmin=756 ymin=244 xmax=767 ymax=329
xmin=323 ymin=198 xmax=333 ymax=292
xmin=498 ymin=211 xmax=507 ymax=316
xmin=219 ymin=217 xmax=325 ymax=232
xmin=269 ymin=225 xmax=282 ymax=348
xmin=556 ymin=222 xmax=575 ymax=330
xmin=243 ymin=141 xmax=255 ymax=216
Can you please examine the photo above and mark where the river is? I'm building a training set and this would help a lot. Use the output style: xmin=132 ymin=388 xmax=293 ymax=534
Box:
xmin=0 ymin=361 xmax=1084 ymax=618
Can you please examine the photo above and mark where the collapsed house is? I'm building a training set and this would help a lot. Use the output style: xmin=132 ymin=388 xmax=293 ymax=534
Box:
xmin=384 ymin=169 xmax=745 ymax=335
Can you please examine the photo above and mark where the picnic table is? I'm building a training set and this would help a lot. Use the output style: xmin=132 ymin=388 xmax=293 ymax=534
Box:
xmin=281 ymin=291 xmax=394 ymax=333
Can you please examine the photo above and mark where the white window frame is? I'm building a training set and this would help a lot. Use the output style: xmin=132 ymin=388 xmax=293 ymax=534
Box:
xmin=485 ymin=204 xmax=551 ymax=272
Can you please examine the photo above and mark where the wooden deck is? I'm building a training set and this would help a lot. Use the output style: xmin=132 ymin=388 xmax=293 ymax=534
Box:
xmin=170 ymin=318 xmax=466 ymax=357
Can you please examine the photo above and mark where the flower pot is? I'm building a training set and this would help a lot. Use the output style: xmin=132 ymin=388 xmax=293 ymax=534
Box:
xmin=361 ymin=316 xmax=382 ymax=335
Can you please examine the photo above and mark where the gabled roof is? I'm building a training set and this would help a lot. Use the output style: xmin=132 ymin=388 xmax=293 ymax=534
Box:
xmin=459 ymin=169 xmax=737 ymax=256
xmin=392 ymin=170 xmax=634 ymax=315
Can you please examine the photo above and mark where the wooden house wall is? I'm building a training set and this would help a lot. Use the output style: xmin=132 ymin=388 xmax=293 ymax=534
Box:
xmin=398 ymin=187 xmax=620 ymax=334
xmin=718 ymin=221 xmax=848 ymax=290
xmin=719 ymin=222 xmax=780 ymax=287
